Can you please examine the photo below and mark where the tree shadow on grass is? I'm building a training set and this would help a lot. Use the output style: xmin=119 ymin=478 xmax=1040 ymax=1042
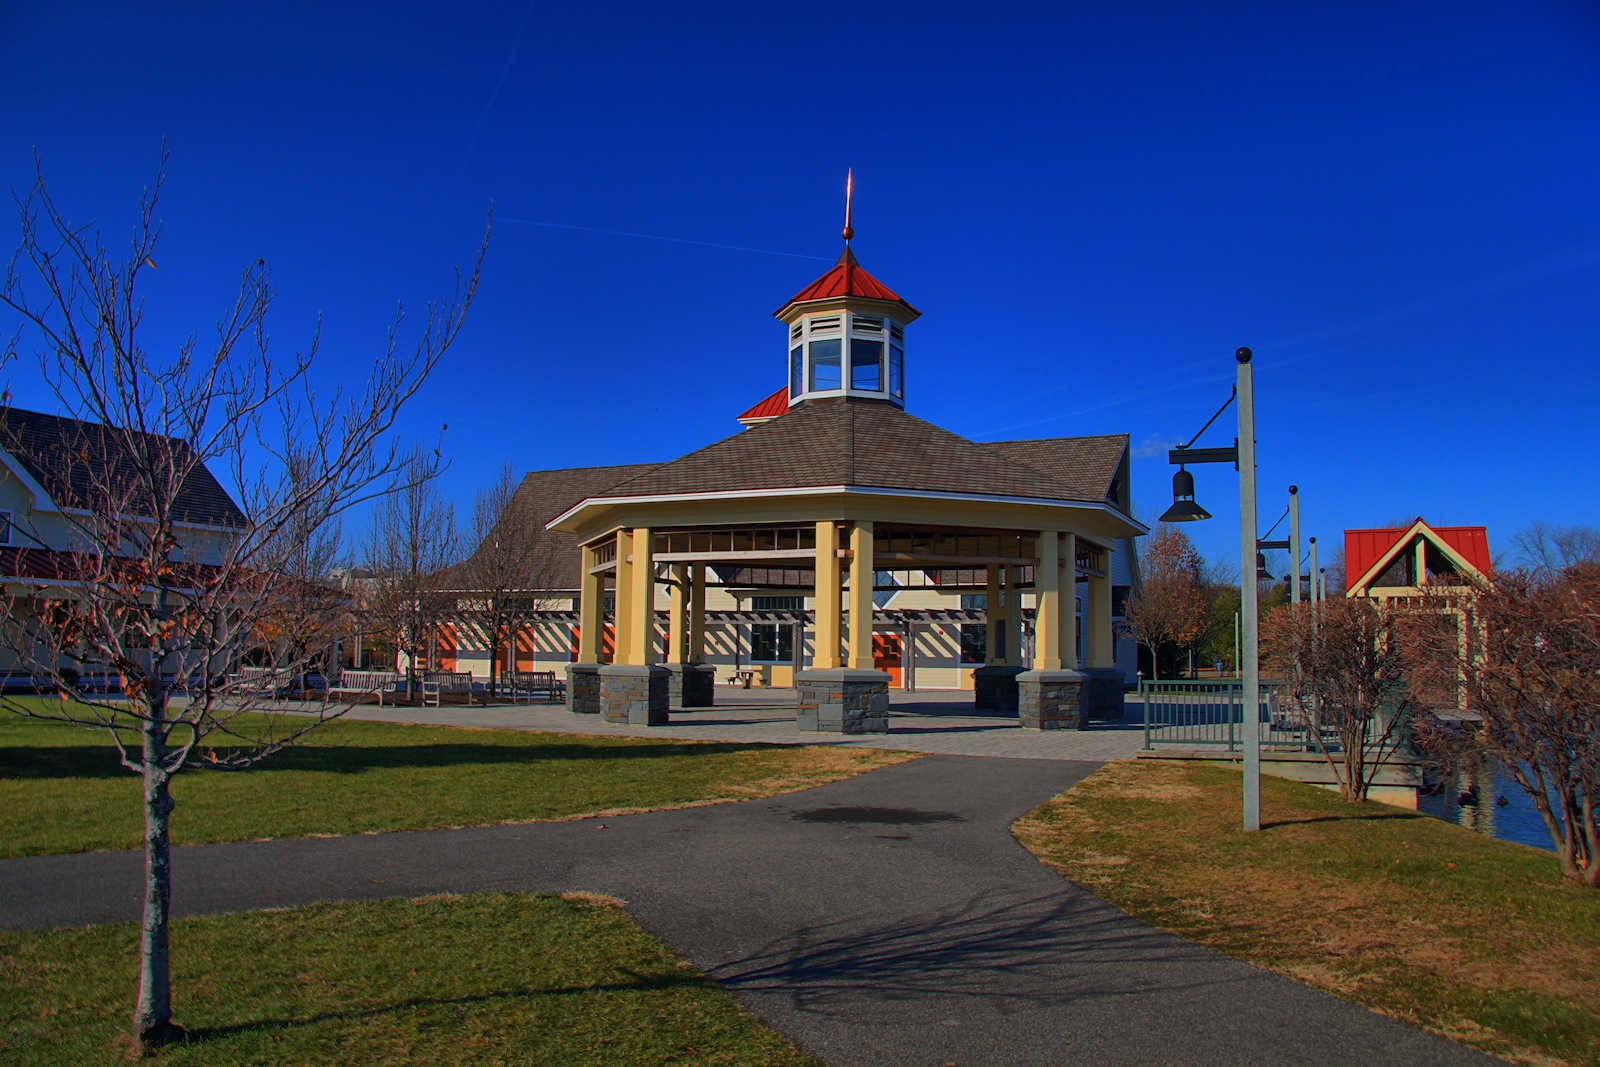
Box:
xmin=1263 ymin=811 xmax=1429 ymax=830
xmin=0 ymin=739 xmax=786 ymax=780
xmin=176 ymin=970 xmax=712 ymax=1045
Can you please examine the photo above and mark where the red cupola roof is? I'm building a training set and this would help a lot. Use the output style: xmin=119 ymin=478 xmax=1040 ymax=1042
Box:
xmin=774 ymin=245 xmax=920 ymax=318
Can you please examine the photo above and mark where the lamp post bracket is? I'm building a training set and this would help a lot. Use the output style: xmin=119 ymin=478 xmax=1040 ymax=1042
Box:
xmin=1167 ymin=446 xmax=1238 ymax=466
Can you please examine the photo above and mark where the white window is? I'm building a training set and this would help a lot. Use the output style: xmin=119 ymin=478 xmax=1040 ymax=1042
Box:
xmin=749 ymin=624 xmax=793 ymax=663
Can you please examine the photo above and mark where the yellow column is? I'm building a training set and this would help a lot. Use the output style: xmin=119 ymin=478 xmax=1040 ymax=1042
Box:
xmin=1087 ymin=570 xmax=1114 ymax=669
xmin=848 ymin=521 xmax=875 ymax=670
xmin=578 ymin=542 xmax=603 ymax=662
xmin=1061 ymin=532 xmax=1078 ymax=669
xmin=1415 ymin=539 xmax=1428 ymax=587
xmin=667 ymin=562 xmax=687 ymax=665
xmin=1034 ymin=531 xmax=1062 ymax=670
xmin=985 ymin=564 xmax=1003 ymax=665
xmin=628 ymin=526 xmax=655 ymax=666
xmin=813 ymin=521 xmax=841 ymax=670
xmin=688 ymin=562 xmax=706 ymax=663
xmin=613 ymin=530 xmax=634 ymax=665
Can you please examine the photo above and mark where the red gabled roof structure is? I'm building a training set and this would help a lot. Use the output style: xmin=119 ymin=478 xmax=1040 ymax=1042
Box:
xmin=736 ymin=387 xmax=789 ymax=427
xmin=774 ymin=246 xmax=920 ymax=318
xmin=1346 ymin=520 xmax=1492 ymax=594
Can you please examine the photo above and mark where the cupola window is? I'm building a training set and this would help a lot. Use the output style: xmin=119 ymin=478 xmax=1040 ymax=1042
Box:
xmin=808 ymin=337 xmax=843 ymax=390
xmin=851 ymin=338 xmax=883 ymax=390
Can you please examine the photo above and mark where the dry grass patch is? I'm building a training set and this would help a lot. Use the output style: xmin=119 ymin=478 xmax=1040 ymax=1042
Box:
xmin=1014 ymin=758 xmax=1600 ymax=1067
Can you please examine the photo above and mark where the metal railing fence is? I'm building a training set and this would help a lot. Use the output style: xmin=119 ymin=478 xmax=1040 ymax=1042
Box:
xmin=1139 ymin=678 xmax=1321 ymax=752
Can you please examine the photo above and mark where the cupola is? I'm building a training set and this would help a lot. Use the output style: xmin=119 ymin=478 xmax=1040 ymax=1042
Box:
xmin=774 ymin=178 xmax=920 ymax=410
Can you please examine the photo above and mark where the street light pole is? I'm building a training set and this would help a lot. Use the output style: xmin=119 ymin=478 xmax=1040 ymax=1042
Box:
xmin=1160 ymin=346 xmax=1264 ymax=833
xmin=1236 ymin=349 xmax=1260 ymax=833
xmin=1289 ymin=486 xmax=1301 ymax=605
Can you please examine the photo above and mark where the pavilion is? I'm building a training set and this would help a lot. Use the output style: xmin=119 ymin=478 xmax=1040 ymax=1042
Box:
xmin=548 ymin=218 xmax=1146 ymax=734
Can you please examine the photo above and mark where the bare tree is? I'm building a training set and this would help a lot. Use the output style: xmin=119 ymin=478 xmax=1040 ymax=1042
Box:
xmin=1511 ymin=521 xmax=1600 ymax=578
xmin=359 ymin=446 xmax=460 ymax=697
xmin=1120 ymin=523 xmax=1210 ymax=678
xmin=1404 ymin=565 xmax=1600 ymax=886
xmin=0 ymin=151 xmax=486 ymax=1047
xmin=449 ymin=464 xmax=562 ymax=699
xmin=1261 ymin=598 xmax=1416 ymax=802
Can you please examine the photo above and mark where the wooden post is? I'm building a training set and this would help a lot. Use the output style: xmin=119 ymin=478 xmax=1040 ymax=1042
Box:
xmin=813 ymin=521 xmax=842 ymax=670
xmin=1034 ymin=532 xmax=1062 ymax=670
xmin=848 ymin=521 xmax=875 ymax=670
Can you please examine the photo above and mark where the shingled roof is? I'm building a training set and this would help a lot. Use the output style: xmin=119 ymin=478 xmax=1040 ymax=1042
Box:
xmin=449 ymin=462 xmax=662 ymax=591
xmin=593 ymin=400 xmax=1128 ymax=506
xmin=0 ymin=408 xmax=247 ymax=527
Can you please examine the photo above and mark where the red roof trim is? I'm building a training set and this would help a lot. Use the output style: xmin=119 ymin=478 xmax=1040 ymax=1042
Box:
xmin=736 ymin=388 xmax=789 ymax=423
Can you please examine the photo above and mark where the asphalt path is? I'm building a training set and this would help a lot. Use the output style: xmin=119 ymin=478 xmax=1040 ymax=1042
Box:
xmin=1 ymin=755 xmax=1498 ymax=1066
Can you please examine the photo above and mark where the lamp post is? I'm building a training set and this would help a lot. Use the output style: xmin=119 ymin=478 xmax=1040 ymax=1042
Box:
xmin=1160 ymin=346 xmax=1262 ymax=832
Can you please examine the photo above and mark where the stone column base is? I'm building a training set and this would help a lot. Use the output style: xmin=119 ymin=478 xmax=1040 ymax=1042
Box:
xmin=566 ymin=663 xmax=602 ymax=715
xmin=1080 ymin=667 xmax=1126 ymax=721
xmin=795 ymin=668 xmax=890 ymax=733
xmin=598 ymin=664 xmax=670 ymax=726
xmin=972 ymin=664 xmax=1026 ymax=712
xmin=1018 ymin=668 xmax=1089 ymax=730
xmin=664 ymin=663 xmax=717 ymax=708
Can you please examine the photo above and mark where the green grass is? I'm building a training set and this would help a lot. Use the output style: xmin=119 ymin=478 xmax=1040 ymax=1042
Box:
xmin=0 ymin=892 xmax=818 ymax=1066
xmin=0 ymin=711 xmax=915 ymax=857
xmin=1014 ymin=759 xmax=1600 ymax=1067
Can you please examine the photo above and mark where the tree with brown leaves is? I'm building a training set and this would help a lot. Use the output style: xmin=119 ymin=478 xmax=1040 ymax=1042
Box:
xmin=1121 ymin=523 xmax=1210 ymax=678
xmin=1404 ymin=564 xmax=1599 ymax=886
xmin=0 ymin=152 xmax=486 ymax=1047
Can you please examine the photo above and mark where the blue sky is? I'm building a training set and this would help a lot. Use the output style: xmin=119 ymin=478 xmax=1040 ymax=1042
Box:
xmin=3 ymin=1 xmax=1597 ymax=573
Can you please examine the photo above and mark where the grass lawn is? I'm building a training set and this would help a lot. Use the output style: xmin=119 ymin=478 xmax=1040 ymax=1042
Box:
xmin=0 ymin=892 xmax=818 ymax=1066
xmin=0 ymin=711 xmax=914 ymax=857
xmin=1014 ymin=759 xmax=1600 ymax=1067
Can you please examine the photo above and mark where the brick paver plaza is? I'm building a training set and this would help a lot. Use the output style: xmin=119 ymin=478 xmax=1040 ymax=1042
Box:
xmin=332 ymin=687 xmax=1152 ymax=763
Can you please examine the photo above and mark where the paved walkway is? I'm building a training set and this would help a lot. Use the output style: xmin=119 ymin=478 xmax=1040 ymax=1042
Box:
xmin=1 ymin=755 xmax=1495 ymax=1066
xmin=319 ymin=688 xmax=1153 ymax=763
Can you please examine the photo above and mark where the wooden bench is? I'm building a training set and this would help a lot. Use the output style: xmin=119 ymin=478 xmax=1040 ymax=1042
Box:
xmin=729 ymin=668 xmax=756 ymax=689
xmin=508 ymin=670 xmax=565 ymax=704
xmin=328 ymin=670 xmax=400 ymax=706
xmin=421 ymin=670 xmax=477 ymax=707
xmin=229 ymin=666 xmax=292 ymax=698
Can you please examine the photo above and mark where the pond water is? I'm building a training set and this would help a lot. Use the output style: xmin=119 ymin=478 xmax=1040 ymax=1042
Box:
xmin=1416 ymin=760 xmax=1558 ymax=853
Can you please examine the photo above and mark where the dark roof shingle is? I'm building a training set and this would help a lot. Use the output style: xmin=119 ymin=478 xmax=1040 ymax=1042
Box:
xmin=0 ymin=408 xmax=247 ymax=527
xmin=596 ymin=400 xmax=1128 ymax=506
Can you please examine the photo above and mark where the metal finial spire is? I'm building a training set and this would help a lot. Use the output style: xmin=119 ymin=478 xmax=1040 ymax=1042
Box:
xmin=841 ymin=168 xmax=854 ymax=241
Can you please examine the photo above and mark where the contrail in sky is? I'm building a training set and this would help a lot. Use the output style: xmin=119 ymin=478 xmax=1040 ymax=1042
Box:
xmin=500 ymin=217 xmax=831 ymax=260
xmin=451 ymin=0 xmax=540 ymax=188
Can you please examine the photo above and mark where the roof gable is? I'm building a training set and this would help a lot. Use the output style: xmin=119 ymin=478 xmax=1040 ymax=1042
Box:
xmin=0 ymin=407 xmax=247 ymax=528
xmin=1346 ymin=520 xmax=1492 ymax=594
